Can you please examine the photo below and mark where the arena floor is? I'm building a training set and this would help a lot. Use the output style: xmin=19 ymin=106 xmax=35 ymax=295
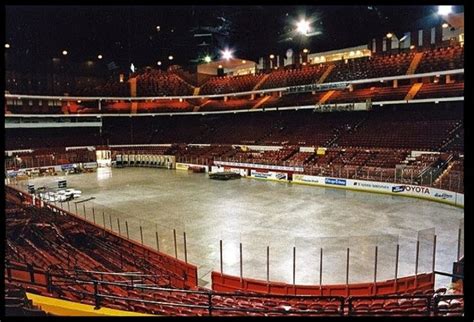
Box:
xmin=22 ymin=167 xmax=464 ymax=289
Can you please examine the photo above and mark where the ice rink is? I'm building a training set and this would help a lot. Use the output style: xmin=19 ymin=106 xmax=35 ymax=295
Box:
xmin=22 ymin=167 xmax=464 ymax=289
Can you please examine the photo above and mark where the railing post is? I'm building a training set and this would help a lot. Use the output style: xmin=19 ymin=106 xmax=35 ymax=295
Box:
xmin=208 ymin=292 xmax=213 ymax=317
xmin=102 ymin=211 xmax=106 ymax=232
xmin=93 ymin=281 xmax=100 ymax=310
xmin=83 ymin=203 xmax=86 ymax=219
xmin=155 ymin=231 xmax=160 ymax=252
xmin=292 ymin=246 xmax=296 ymax=291
xmin=394 ymin=244 xmax=399 ymax=293
xmin=45 ymin=269 xmax=52 ymax=293
xmin=346 ymin=247 xmax=350 ymax=297
xmin=92 ymin=207 xmax=96 ymax=224
xmin=173 ymin=229 xmax=178 ymax=258
xmin=117 ymin=218 xmax=121 ymax=236
xmin=239 ymin=242 xmax=243 ymax=287
xmin=6 ymin=260 xmax=12 ymax=281
xmin=415 ymin=240 xmax=420 ymax=288
xmin=319 ymin=248 xmax=323 ymax=296
xmin=125 ymin=221 xmax=129 ymax=239
xmin=183 ymin=232 xmax=188 ymax=263
xmin=219 ymin=240 xmax=223 ymax=274
xmin=75 ymin=202 xmax=78 ymax=214
xmin=109 ymin=214 xmax=113 ymax=231
xmin=432 ymin=235 xmax=437 ymax=282
xmin=266 ymin=246 xmax=270 ymax=292
xmin=140 ymin=226 xmax=144 ymax=245
xmin=28 ymin=263 xmax=35 ymax=283
xmin=457 ymin=228 xmax=462 ymax=261
xmin=373 ymin=246 xmax=378 ymax=295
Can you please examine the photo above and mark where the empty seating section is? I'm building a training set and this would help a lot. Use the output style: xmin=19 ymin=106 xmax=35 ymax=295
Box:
xmin=433 ymin=159 xmax=463 ymax=193
xmin=259 ymin=93 xmax=325 ymax=109
xmin=303 ymin=148 xmax=409 ymax=182
xmin=228 ymin=147 xmax=297 ymax=165
xmin=5 ymin=282 xmax=48 ymax=316
xmin=326 ymin=52 xmax=415 ymax=82
xmin=6 ymin=103 xmax=464 ymax=152
xmin=5 ymin=198 xmax=192 ymax=292
xmin=174 ymin=145 xmax=236 ymax=164
xmin=285 ymin=151 xmax=316 ymax=167
xmin=5 ymin=148 xmax=96 ymax=170
xmin=328 ymin=84 xmax=412 ymax=103
xmin=415 ymin=82 xmax=464 ymax=99
xmin=199 ymin=97 xmax=255 ymax=111
xmin=415 ymin=45 xmax=464 ymax=73
xmin=5 ymin=45 xmax=464 ymax=100
xmin=136 ymin=70 xmax=194 ymax=96
xmin=200 ymin=74 xmax=265 ymax=95
xmin=5 ymin=128 xmax=101 ymax=150
xmin=259 ymin=64 xmax=327 ymax=89
xmin=336 ymin=104 xmax=463 ymax=150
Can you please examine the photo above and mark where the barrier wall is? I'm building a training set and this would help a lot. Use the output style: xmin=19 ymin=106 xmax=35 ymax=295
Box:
xmin=176 ymin=162 xmax=208 ymax=172
xmin=5 ymin=185 xmax=199 ymax=289
xmin=292 ymin=174 xmax=464 ymax=207
xmin=211 ymin=165 xmax=248 ymax=176
xmin=211 ymin=271 xmax=434 ymax=296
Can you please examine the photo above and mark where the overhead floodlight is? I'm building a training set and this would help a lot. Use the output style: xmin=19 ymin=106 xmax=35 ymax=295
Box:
xmin=204 ymin=55 xmax=212 ymax=63
xmin=157 ymin=61 xmax=162 ymax=66
xmin=168 ymin=55 xmax=174 ymax=60
xmin=218 ymin=64 xmax=223 ymax=69
xmin=410 ymin=45 xmax=415 ymax=49
xmin=296 ymin=19 xmax=310 ymax=35
xmin=438 ymin=5 xmax=452 ymax=16
xmin=269 ymin=54 xmax=275 ymax=59
xmin=386 ymin=32 xmax=393 ymax=38
xmin=221 ymin=49 xmax=233 ymax=60
xmin=97 ymin=54 xmax=103 ymax=59
xmin=5 ymin=43 xmax=10 ymax=48
xmin=442 ymin=22 xmax=449 ymax=28
xmin=303 ymin=48 xmax=309 ymax=53
xmin=130 ymin=63 xmax=135 ymax=73
xmin=62 ymin=50 xmax=68 ymax=56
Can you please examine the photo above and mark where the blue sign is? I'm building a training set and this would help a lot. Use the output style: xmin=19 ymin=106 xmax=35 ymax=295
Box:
xmin=61 ymin=164 xmax=75 ymax=170
xmin=392 ymin=186 xmax=405 ymax=193
xmin=325 ymin=178 xmax=347 ymax=186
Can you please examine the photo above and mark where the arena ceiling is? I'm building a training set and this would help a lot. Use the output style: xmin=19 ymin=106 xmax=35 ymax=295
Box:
xmin=5 ymin=5 xmax=464 ymax=72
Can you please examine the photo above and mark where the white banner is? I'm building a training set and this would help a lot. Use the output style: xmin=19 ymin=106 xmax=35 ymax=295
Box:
xmin=250 ymin=169 xmax=288 ymax=181
xmin=82 ymin=162 xmax=98 ymax=169
xmin=214 ymin=161 xmax=303 ymax=173
xmin=224 ymin=167 xmax=248 ymax=177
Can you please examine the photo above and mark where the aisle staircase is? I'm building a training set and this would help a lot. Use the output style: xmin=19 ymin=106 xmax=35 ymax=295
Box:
xmin=317 ymin=65 xmax=335 ymax=84
xmin=252 ymin=74 xmax=271 ymax=91
xmin=406 ymin=52 xmax=424 ymax=75
xmin=404 ymin=83 xmax=423 ymax=101
xmin=318 ymin=90 xmax=335 ymax=105
xmin=252 ymin=96 xmax=271 ymax=109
